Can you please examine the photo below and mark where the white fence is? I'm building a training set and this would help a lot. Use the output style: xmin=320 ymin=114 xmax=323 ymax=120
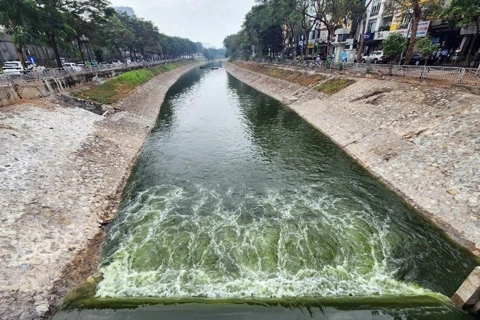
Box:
xmin=261 ymin=59 xmax=480 ymax=87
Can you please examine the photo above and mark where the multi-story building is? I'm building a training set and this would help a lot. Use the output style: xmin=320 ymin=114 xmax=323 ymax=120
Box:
xmin=360 ymin=0 xmax=392 ymax=55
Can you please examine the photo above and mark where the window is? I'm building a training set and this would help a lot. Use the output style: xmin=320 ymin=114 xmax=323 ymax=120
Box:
xmin=371 ymin=0 xmax=380 ymax=16
xmin=367 ymin=20 xmax=376 ymax=33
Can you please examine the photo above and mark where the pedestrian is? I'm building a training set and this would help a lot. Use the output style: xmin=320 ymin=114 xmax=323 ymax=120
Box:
xmin=474 ymin=49 xmax=480 ymax=68
xmin=440 ymin=48 xmax=449 ymax=64
xmin=451 ymin=48 xmax=461 ymax=65
xmin=435 ymin=49 xmax=441 ymax=64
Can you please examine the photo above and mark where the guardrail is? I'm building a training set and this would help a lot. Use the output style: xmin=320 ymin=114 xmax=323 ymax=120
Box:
xmin=257 ymin=59 xmax=480 ymax=87
xmin=0 ymin=59 xmax=186 ymax=86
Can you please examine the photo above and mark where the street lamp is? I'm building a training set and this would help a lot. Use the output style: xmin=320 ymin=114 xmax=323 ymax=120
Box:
xmin=79 ymin=34 xmax=92 ymax=63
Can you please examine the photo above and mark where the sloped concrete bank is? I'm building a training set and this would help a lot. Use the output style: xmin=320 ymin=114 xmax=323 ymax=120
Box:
xmin=225 ymin=62 xmax=480 ymax=257
xmin=0 ymin=61 xmax=202 ymax=320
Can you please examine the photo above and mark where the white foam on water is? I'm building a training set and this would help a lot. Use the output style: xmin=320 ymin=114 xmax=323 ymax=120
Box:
xmin=96 ymin=183 xmax=437 ymax=299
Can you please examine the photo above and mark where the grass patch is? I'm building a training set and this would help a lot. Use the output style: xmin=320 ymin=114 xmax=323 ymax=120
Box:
xmin=72 ymin=62 xmax=187 ymax=104
xmin=314 ymin=78 xmax=356 ymax=95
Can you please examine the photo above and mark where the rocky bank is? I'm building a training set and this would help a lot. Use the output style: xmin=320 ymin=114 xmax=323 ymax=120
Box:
xmin=0 ymin=61 xmax=202 ymax=320
xmin=225 ymin=61 xmax=480 ymax=258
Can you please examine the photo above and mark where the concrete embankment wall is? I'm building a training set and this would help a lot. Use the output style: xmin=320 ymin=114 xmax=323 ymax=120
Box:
xmin=225 ymin=62 xmax=480 ymax=257
xmin=0 ymin=64 xmax=151 ymax=108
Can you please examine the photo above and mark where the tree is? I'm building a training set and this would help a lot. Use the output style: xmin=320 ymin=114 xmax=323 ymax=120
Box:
xmin=404 ymin=0 xmax=421 ymax=66
xmin=355 ymin=0 xmax=374 ymax=63
xmin=385 ymin=0 xmax=441 ymax=65
xmin=441 ymin=0 xmax=480 ymax=67
xmin=0 ymin=0 xmax=39 ymax=67
xmin=383 ymin=33 xmax=407 ymax=64
xmin=415 ymin=37 xmax=438 ymax=65
xmin=63 ymin=0 xmax=109 ymax=63
xmin=312 ymin=0 xmax=354 ymax=56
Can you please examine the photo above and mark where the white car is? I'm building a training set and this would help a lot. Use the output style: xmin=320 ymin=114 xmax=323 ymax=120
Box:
xmin=3 ymin=61 xmax=25 ymax=75
xmin=361 ymin=50 xmax=390 ymax=64
xmin=63 ymin=63 xmax=82 ymax=72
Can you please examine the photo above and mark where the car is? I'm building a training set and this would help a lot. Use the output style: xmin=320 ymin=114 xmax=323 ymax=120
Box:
xmin=361 ymin=50 xmax=390 ymax=64
xmin=62 ymin=62 xmax=82 ymax=72
xmin=406 ymin=52 xmax=426 ymax=65
xmin=3 ymin=61 xmax=26 ymax=75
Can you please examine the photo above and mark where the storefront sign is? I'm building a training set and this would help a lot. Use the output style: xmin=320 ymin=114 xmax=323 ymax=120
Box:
xmin=374 ymin=31 xmax=389 ymax=40
xmin=364 ymin=33 xmax=375 ymax=41
xmin=407 ymin=20 xmax=430 ymax=38
xmin=389 ymin=20 xmax=430 ymax=38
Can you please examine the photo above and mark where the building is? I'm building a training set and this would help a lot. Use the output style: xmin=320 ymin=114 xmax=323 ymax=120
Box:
xmin=360 ymin=0 xmax=392 ymax=55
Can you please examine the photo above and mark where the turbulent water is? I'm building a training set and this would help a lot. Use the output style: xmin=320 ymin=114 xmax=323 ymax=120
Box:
xmin=95 ymin=65 xmax=477 ymax=302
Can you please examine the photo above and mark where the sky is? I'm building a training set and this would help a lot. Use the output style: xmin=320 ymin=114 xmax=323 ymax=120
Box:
xmin=108 ymin=0 xmax=257 ymax=48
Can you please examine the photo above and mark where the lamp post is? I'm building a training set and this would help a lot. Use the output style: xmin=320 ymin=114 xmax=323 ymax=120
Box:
xmin=79 ymin=34 xmax=92 ymax=63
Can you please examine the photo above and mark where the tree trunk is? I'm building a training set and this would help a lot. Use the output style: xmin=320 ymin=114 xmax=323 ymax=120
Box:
xmin=7 ymin=18 xmax=27 ymax=68
xmin=465 ymin=19 xmax=479 ymax=67
xmin=15 ymin=46 xmax=26 ymax=68
xmin=356 ymin=9 xmax=368 ymax=63
xmin=327 ymin=25 xmax=334 ymax=56
xmin=404 ymin=0 xmax=421 ymax=65
xmin=47 ymin=30 xmax=63 ymax=68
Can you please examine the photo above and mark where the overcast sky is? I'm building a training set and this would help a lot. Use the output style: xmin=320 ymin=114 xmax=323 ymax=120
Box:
xmin=108 ymin=0 xmax=256 ymax=48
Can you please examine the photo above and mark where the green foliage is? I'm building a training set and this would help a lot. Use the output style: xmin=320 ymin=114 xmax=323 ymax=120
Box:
xmin=415 ymin=37 xmax=438 ymax=61
xmin=383 ymin=34 xmax=408 ymax=63
xmin=314 ymin=78 xmax=356 ymax=95
xmin=440 ymin=0 xmax=480 ymax=29
xmin=0 ymin=0 xmax=201 ymax=67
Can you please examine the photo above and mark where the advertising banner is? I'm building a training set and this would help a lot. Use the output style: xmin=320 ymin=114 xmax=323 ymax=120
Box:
xmin=388 ymin=20 xmax=430 ymax=38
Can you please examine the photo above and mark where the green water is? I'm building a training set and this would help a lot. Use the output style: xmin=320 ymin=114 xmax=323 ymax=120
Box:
xmin=55 ymin=64 xmax=479 ymax=319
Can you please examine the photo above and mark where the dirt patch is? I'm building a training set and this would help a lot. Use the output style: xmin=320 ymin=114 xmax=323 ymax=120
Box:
xmin=350 ymin=88 xmax=393 ymax=103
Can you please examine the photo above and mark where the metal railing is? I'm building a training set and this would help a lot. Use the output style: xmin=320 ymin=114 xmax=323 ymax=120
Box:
xmin=255 ymin=59 xmax=480 ymax=87
xmin=0 ymin=58 xmax=185 ymax=86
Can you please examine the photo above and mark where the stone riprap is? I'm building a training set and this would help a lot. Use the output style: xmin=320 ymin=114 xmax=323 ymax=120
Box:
xmin=0 ymin=61 xmax=202 ymax=320
xmin=225 ymin=62 xmax=480 ymax=257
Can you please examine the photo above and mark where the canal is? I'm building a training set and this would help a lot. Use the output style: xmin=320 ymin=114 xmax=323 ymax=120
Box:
xmin=54 ymin=64 xmax=480 ymax=319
